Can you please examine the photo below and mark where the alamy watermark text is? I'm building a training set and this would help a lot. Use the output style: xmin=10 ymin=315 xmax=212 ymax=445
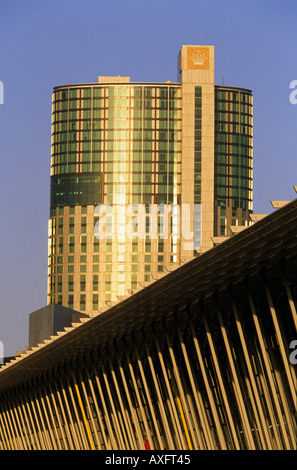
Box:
xmin=94 ymin=203 xmax=202 ymax=251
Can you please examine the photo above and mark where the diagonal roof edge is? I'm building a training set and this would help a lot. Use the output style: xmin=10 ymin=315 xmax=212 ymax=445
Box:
xmin=1 ymin=198 xmax=297 ymax=391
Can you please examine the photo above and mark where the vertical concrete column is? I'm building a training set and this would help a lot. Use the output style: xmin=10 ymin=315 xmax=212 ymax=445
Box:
xmin=178 ymin=45 xmax=215 ymax=258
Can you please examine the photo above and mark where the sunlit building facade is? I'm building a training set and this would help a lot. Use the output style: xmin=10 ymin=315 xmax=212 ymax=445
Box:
xmin=48 ymin=45 xmax=253 ymax=313
xmin=214 ymin=86 xmax=253 ymax=237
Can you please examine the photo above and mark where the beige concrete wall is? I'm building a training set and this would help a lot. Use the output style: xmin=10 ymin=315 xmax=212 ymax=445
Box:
xmin=179 ymin=46 xmax=215 ymax=259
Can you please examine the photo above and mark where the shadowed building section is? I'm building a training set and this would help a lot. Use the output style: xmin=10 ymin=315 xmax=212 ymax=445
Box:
xmin=28 ymin=304 xmax=88 ymax=349
xmin=0 ymin=197 xmax=296 ymax=450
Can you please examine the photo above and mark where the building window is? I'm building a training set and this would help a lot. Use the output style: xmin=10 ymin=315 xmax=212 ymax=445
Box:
xmin=68 ymin=275 xmax=73 ymax=292
xmin=58 ymin=219 xmax=63 ymax=234
xmin=92 ymin=294 xmax=98 ymax=310
xmin=93 ymin=237 xmax=99 ymax=252
xmin=68 ymin=294 xmax=74 ymax=309
xmin=80 ymin=275 xmax=86 ymax=291
xmin=69 ymin=217 xmax=74 ymax=234
xmin=58 ymin=237 xmax=63 ymax=254
xmin=81 ymin=217 xmax=87 ymax=233
xmin=81 ymin=236 xmax=87 ymax=252
xmin=69 ymin=236 xmax=75 ymax=253
xmin=80 ymin=294 xmax=86 ymax=310
xmin=93 ymin=275 xmax=98 ymax=291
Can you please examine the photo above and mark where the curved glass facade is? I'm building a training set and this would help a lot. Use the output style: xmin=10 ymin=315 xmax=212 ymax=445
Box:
xmin=48 ymin=82 xmax=182 ymax=312
xmin=214 ymin=86 xmax=253 ymax=236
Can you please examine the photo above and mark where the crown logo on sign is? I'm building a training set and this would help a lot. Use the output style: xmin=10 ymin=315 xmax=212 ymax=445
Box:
xmin=190 ymin=50 xmax=208 ymax=66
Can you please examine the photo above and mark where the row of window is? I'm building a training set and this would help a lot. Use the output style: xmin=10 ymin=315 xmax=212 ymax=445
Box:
xmin=52 ymin=110 xmax=180 ymax=127
xmin=49 ymin=214 xmax=177 ymax=237
xmin=54 ymin=86 xmax=181 ymax=101
xmin=52 ymin=120 xmax=180 ymax=135
xmin=216 ymin=113 xmax=252 ymax=125
xmin=215 ymin=88 xmax=253 ymax=104
xmin=51 ymin=183 xmax=178 ymax=207
xmin=50 ymin=204 xmax=182 ymax=217
xmin=49 ymin=236 xmax=177 ymax=255
xmin=53 ymin=102 xmax=181 ymax=115
xmin=54 ymin=85 xmax=250 ymax=103
xmin=51 ymin=264 xmax=165 ymax=288
xmin=52 ymin=141 xmax=180 ymax=153
xmin=217 ymin=171 xmax=253 ymax=186
xmin=51 ymin=253 xmax=166 ymax=265
xmin=215 ymin=101 xmax=252 ymax=112
xmin=48 ymin=291 xmax=142 ymax=310
xmin=52 ymin=162 xmax=179 ymax=173
xmin=53 ymin=130 xmax=180 ymax=142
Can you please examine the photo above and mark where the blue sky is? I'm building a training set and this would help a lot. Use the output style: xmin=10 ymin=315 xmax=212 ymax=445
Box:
xmin=0 ymin=0 xmax=296 ymax=356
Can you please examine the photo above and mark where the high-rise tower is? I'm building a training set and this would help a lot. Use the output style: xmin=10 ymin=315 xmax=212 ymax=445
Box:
xmin=48 ymin=45 xmax=253 ymax=313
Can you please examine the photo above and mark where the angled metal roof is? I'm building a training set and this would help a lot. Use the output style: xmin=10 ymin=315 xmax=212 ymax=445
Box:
xmin=1 ymin=198 xmax=297 ymax=393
